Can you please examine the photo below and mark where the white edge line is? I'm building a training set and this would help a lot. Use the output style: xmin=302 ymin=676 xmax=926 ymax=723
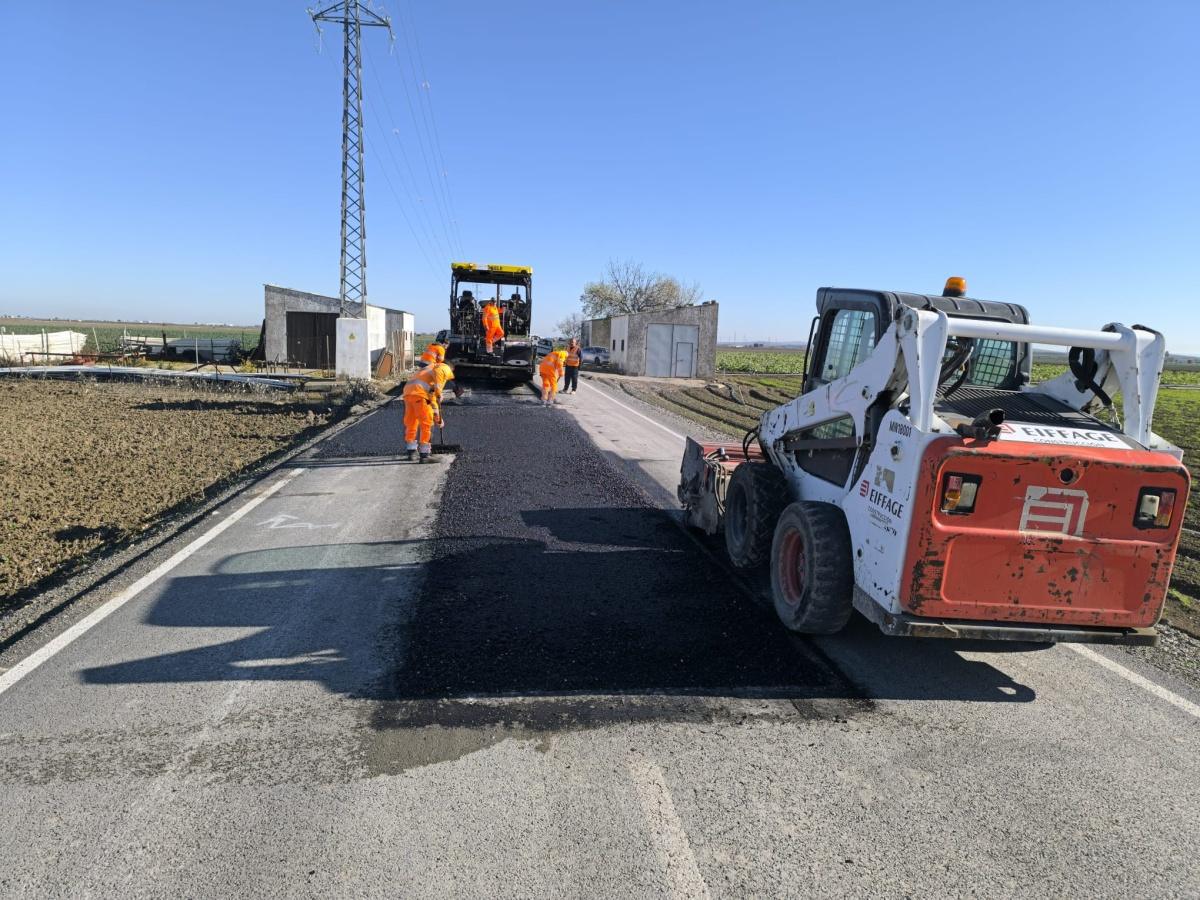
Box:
xmin=0 ymin=468 xmax=304 ymax=698
xmin=1066 ymin=643 xmax=1200 ymax=720
xmin=628 ymin=754 xmax=711 ymax=900
xmin=580 ymin=380 xmax=688 ymax=442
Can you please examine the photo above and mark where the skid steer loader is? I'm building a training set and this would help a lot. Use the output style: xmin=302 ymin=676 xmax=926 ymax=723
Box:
xmin=679 ymin=278 xmax=1189 ymax=645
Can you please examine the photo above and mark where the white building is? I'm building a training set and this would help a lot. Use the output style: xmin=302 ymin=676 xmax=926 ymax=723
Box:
xmin=262 ymin=285 xmax=414 ymax=372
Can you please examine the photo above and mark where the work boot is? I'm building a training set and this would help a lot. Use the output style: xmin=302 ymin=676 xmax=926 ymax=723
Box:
xmin=405 ymin=449 xmax=416 ymax=461
xmin=418 ymin=452 xmax=429 ymax=463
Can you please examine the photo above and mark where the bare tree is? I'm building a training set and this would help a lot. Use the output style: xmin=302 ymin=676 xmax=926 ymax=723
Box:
xmin=579 ymin=259 xmax=702 ymax=319
xmin=556 ymin=312 xmax=585 ymax=340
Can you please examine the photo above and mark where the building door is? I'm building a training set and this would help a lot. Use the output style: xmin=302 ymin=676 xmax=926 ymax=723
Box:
xmin=672 ymin=325 xmax=699 ymax=377
xmin=646 ymin=324 xmax=673 ymax=376
xmin=286 ymin=311 xmax=338 ymax=368
xmin=673 ymin=341 xmax=694 ymax=378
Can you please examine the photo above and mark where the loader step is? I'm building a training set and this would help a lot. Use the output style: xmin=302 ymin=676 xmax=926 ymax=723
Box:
xmin=853 ymin=589 xmax=1158 ymax=646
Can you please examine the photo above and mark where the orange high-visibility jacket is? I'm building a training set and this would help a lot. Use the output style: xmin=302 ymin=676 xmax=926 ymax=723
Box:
xmin=403 ymin=362 xmax=454 ymax=410
xmin=420 ymin=343 xmax=445 ymax=366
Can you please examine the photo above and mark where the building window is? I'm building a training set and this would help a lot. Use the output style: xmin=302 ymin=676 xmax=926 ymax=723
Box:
xmin=612 ymin=340 xmax=616 ymax=351
xmin=621 ymin=339 xmax=625 ymax=351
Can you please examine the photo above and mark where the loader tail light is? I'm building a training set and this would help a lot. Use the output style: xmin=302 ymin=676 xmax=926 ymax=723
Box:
xmin=941 ymin=473 xmax=982 ymax=514
xmin=1134 ymin=488 xmax=1176 ymax=529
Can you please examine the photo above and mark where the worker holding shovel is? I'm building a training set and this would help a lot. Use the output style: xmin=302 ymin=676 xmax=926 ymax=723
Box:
xmin=403 ymin=361 xmax=455 ymax=462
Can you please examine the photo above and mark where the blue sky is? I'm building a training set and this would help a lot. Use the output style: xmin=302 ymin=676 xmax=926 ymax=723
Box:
xmin=2 ymin=1 xmax=1197 ymax=349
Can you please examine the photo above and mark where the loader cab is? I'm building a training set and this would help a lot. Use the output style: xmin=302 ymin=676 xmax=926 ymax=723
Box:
xmin=804 ymin=288 xmax=1033 ymax=395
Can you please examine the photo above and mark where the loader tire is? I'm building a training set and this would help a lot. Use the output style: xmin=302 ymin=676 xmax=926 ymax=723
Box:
xmin=770 ymin=501 xmax=854 ymax=634
xmin=723 ymin=462 xmax=788 ymax=568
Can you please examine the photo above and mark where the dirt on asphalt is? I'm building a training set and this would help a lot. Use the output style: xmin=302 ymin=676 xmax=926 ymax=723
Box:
xmin=0 ymin=377 xmax=337 ymax=609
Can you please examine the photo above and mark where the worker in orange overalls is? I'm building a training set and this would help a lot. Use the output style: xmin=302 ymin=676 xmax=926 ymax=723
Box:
xmin=481 ymin=299 xmax=504 ymax=354
xmin=563 ymin=338 xmax=582 ymax=394
xmin=419 ymin=342 xmax=445 ymax=367
xmin=539 ymin=349 xmax=566 ymax=406
xmin=402 ymin=360 xmax=455 ymax=462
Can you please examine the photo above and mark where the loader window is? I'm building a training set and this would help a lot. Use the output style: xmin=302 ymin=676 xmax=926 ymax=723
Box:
xmin=819 ymin=309 xmax=876 ymax=383
xmin=966 ymin=338 xmax=1018 ymax=388
xmin=789 ymin=415 xmax=858 ymax=486
xmin=940 ymin=337 xmax=1020 ymax=389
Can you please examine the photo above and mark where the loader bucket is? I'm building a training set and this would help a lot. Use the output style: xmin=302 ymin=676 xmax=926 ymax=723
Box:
xmin=678 ymin=437 xmax=764 ymax=534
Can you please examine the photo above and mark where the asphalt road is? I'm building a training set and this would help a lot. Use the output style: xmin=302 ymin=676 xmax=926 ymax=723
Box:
xmin=0 ymin=377 xmax=1198 ymax=898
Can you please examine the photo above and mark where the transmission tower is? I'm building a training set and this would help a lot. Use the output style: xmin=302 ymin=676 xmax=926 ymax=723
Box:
xmin=309 ymin=2 xmax=392 ymax=316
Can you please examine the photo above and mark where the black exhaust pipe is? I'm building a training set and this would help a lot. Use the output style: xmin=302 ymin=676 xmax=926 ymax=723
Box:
xmin=956 ymin=408 xmax=1005 ymax=441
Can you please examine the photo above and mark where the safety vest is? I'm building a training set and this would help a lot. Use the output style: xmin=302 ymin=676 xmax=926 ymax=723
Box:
xmin=404 ymin=363 xmax=453 ymax=404
xmin=565 ymin=346 xmax=581 ymax=366
xmin=482 ymin=304 xmax=500 ymax=324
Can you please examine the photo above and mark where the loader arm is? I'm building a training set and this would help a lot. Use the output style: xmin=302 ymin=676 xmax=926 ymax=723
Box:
xmin=760 ymin=308 xmax=1179 ymax=495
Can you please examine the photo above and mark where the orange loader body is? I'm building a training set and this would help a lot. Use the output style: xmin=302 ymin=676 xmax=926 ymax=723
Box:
xmin=903 ymin=439 xmax=1191 ymax=629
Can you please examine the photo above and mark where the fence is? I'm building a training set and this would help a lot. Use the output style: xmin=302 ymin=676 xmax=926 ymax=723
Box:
xmin=0 ymin=331 xmax=88 ymax=366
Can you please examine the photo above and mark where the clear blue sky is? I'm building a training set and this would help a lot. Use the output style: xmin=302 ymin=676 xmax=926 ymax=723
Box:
xmin=2 ymin=1 xmax=1197 ymax=350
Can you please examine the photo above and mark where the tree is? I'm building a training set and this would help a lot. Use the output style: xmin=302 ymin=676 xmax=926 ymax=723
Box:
xmin=579 ymin=259 xmax=702 ymax=319
xmin=556 ymin=312 xmax=585 ymax=341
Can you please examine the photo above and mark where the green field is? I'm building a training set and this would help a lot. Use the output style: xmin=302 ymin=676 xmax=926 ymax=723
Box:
xmin=0 ymin=318 xmax=261 ymax=355
xmin=717 ymin=348 xmax=806 ymax=374
xmin=720 ymin=348 xmax=1200 ymax=386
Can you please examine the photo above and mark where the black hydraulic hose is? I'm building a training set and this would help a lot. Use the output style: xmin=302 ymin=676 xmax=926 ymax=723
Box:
xmin=743 ymin=425 xmax=759 ymax=460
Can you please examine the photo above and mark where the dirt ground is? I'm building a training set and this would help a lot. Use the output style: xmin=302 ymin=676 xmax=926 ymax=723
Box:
xmin=0 ymin=377 xmax=338 ymax=606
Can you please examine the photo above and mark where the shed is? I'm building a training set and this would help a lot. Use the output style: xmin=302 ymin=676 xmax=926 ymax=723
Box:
xmin=263 ymin=285 xmax=415 ymax=370
xmin=583 ymin=302 xmax=718 ymax=378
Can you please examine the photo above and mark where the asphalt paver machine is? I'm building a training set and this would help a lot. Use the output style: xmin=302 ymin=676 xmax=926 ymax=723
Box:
xmin=438 ymin=262 xmax=537 ymax=381
xmin=679 ymin=278 xmax=1190 ymax=644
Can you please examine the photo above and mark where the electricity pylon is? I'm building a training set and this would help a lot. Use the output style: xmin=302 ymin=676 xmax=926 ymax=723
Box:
xmin=309 ymin=2 xmax=392 ymax=316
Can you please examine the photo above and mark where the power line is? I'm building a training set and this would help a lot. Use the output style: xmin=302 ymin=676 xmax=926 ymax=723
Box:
xmin=363 ymin=131 xmax=442 ymax=280
xmin=363 ymin=98 xmax=451 ymax=265
xmin=382 ymin=8 xmax=463 ymax=259
xmin=393 ymin=0 xmax=466 ymax=257
xmin=364 ymin=58 xmax=454 ymax=263
xmin=365 ymin=103 xmax=451 ymax=265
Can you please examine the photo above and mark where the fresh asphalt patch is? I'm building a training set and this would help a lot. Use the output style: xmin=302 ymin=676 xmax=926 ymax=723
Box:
xmin=331 ymin=385 xmax=873 ymax=772
xmin=296 ymin=383 xmax=1040 ymax=773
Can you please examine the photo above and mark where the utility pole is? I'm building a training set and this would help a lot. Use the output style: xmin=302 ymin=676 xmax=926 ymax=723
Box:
xmin=309 ymin=2 xmax=392 ymax=317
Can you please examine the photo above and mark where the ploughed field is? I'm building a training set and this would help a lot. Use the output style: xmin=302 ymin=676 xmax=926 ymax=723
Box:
xmin=613 ymin=348 xmax=1200 ymax=635
xmin=0 ymin=378 xmax=332 ymax=607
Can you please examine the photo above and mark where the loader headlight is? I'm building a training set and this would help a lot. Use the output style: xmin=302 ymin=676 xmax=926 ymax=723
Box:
xmin=1134 ymin=488 xmax=1176 ymax=529
xmin=941 ymin=473 xmax=982 ymax=515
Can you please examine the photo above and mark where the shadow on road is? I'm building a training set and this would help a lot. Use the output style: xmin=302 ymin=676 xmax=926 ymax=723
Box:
xmin=80 ymin=514 xmax=1036 ymax=710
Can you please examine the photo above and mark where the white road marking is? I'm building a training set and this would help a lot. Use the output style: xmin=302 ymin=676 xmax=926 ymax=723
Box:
xmin=1066 ymin=643 xmax=1200 ymax=720
xmin=256 ymin=513 xmax=339 ymax=530
xmin=628 ymin=754 xmax=711 ymax=900
xmin=0 ymin=468 xmax=304 ymax=699
xmin=581 ymin=381 xmax=688 ymax=442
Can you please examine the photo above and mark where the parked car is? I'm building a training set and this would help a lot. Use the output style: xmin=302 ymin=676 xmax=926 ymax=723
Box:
xmin=535 ymin=337 xmax=554 ymax=358
xmin=581 ymin=346 xmax=610 ymax=365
